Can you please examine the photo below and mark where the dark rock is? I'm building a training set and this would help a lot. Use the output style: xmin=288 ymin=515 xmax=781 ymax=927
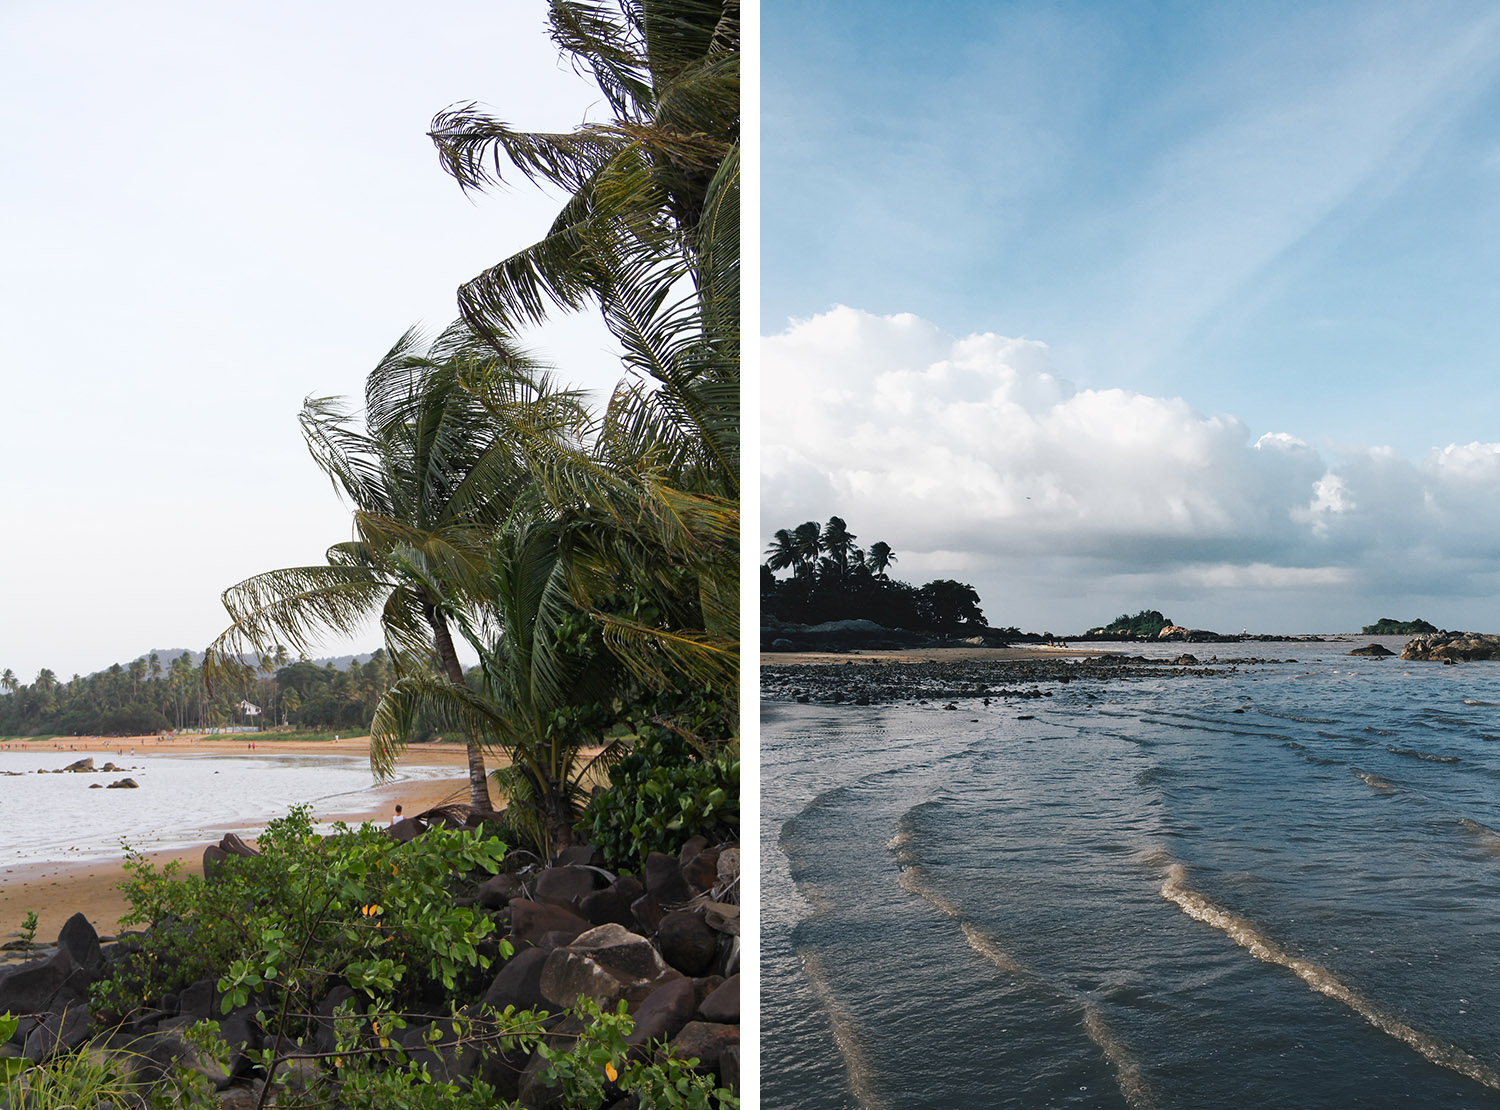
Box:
xmin=399 ymin=1018 xmax=481 ymax=1083
xmin=476 ymin=872 xmax=526 ymax=910
xmin=681 ymin=847 xmax=722 ymax=893
xmin=578 ymin=886 xmax=637 ymax=930
xmin=1349 ymin=643 xmax=1395 ymax=656
xmin=516 ymin=1015 xmax=585 ymax=1109
xmin=630 ymin=893 xmax=665 ymax=934
xmin=55 ymin=912 xmax=101 ymax=970
xmin=481 ymin=947 xmax=550 ymax=1012
xmin=203 ymin=845 xmax=231 ymax=880
xmin=1401 ymin=632 xmax=1500 ymax=662
xmin=0 ymin=948 xmax=88 ymax=1016
xmin=508 ymin=900 xmax=591 ymax=948
xmin=665 ymin=1021 xmax=740 ymax=1082
xmin=178 ymin=976 xmax=217 ymax=1020
xmin=698 ymin=974 xmax=739 ymax=1023
xmin=387 ymin=816 xmax=424 ymax=843
xmin=309 ymin=985 xmax=356 ymax=1055
xmin=677 ymin=836 xmax=709 ymax=866
xmin=21 ymin=1001 xmax=91 ymax=1062
xmin=62 ymin=758 xmax=95 ymax=772
xmin=625 ymin=978 xmax=697 ymax=1052
xmin=657 ymin=911 xmax=719 ymax=976
xmin=105 ymin=778 xmax=140 ymax=789
xmin=552 ymin=844 xmax=596 ymax=868
xmin=562 ymin=924 xmax=669 ymax=982
xmin=535 ymin=864 xmax=603 ymax=905
xmin=643 ymin=852 xmax=693 ymax=904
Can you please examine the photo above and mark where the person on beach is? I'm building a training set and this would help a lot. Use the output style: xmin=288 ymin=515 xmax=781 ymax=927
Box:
xmin=390 ymin=805 xmax=403 ymax=826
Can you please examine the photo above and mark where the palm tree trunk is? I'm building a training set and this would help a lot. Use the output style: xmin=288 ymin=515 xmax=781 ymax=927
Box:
xmin=425 ymin=598 xmax=495 ymax=811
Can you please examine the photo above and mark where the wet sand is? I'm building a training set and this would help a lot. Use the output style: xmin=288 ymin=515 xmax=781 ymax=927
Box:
xmin=0 ymin=733 xmax=477 ymax=945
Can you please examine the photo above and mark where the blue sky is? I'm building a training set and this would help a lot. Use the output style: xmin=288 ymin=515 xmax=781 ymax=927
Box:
xmin=762 ymin=1 xmax=1500 ymax=633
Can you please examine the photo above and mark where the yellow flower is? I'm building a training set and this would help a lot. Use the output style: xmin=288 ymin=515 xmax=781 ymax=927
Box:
xmin=604 ymin=1061 xmax=618 ymax=1082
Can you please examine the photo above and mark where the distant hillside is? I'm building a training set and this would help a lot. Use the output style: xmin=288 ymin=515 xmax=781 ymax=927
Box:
xmin=1359 ymin=618 xmax=1438 ymax=636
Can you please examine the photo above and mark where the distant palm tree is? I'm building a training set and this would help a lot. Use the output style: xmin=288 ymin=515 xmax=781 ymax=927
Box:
xmin=764 ymin=529 xmax=798 ymax=573
xmin=868 ymin=541 xmax=897 ymax=578
xmin=791 ymin=521 xmax=822 ymax=577
xmin=1 ymin=669 xmax=16 ymax=697
xmin=821 ymin=516 xmax=857 ymax=576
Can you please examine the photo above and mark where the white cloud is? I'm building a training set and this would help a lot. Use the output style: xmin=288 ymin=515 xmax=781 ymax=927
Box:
xmin=763 ymin=307 xmax=1500 ymax=630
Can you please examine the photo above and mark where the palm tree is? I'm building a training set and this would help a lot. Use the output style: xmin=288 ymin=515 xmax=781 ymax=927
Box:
xmin=371 ymin=510 xmax=627 ymax=854
xmin=821 ymin=516 xmax=857 ymax=577
xmin=208 ymin=324 xmax=587 ymax=809
xmin=764 ymin=529 xmax=797 ymax=574
xmin=1 ymin=669 xmax=16 ymax=697
xmin=791 ymin=521 xmax=821 ymax=577
xmin=868 ymin=541 xmax=897 ymax=579
xmin=428 ymin=0 xmax=739 ymax=344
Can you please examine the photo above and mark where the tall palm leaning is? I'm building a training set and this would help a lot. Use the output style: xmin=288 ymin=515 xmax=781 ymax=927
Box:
xmin=207 ymin=324 xmax=587 ymax=809
xmin=370 ymin=509 xmax=627 ymax=855
xmin=432 ymin=0 xmax=740 ymax=721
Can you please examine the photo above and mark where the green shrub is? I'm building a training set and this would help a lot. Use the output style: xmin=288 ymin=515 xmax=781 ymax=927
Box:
xmin=584 ymin=730 xmax=738 ymax=872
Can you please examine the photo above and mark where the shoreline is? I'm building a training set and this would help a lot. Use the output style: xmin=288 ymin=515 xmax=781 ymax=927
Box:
xmin=0 ymin=732 xmax=476 ymax=947
xmin=760 ymin=644 xmax=1111 ymax=666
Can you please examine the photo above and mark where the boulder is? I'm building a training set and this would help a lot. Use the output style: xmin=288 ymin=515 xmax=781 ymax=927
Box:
xmin=578 ymin=885 xmax=638 ymax=930
xmin=657 ymin=911 xmax=719 ymax=976
xmin=1401 ymin=633 xmax=1500 ymax=661
xmin=643 ymin=852 xmax=692 ymax=904
xmin=552 ymin=844 xmax=597 ymax=868
xmin=1349 ymin=643 xmax=1395 ymax=657
xmin=105 ymin=778 xmax=139 ymax=789
xmin=563 ymin=924 xmax=669 ymax=982
xmin=681 ymin=848 xmax=722 ymax=893
xmin=0 ymin=948 xmax=89 ymax=1016
xmin=55 ymin=912 xmax=101 ymax=970
xmin=535 ymin=865 xmax=603 ymax=905
xmin=625 ymin=978 xmax=697 ymax=1052
xmin=218 ymin=833 xmax=258 ymax=857
xmin=508 ymin=900 xmax=592 ymax=948
xmin=481 ymin=947 xmax=550 ymax=1012
xmin=539 ymin=926 xmax=671 ymax=1010
xmin=698 ymin=974 xmax=738 ymax=1023
xmin=21 ymin=1002 xmax=91 ymax=1062
xmin=476 ymin=872 xmax=526 ymax=910
xmin=62 ymin=758 xmax=95 ymax=773
xmin=665 ymin=1021 xmax=739 ymax=1082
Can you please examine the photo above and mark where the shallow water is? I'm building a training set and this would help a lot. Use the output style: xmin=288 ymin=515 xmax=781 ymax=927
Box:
xmin=762 ymin=639 xmax=1500 ymax=1107
xmin=0 ymin=747 xmax=455 ymax=868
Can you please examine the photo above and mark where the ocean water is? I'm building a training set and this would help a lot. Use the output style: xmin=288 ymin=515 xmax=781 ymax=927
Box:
xmin=0 ymin=747 xmax=456 ymax=869
xmin=762 ymin=638 xmax=1500 ymax=1108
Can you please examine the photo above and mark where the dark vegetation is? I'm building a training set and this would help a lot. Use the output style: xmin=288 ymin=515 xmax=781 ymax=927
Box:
xmin=1087 ymin=610 xmax=1174 ymax=638
xmin=0 ymin=651 xmax=401 ymax=737
xmin=761 ymin=517 xmax=986 ymax=632
xmin=1361 ymin=617 xmax=1438 ymax=635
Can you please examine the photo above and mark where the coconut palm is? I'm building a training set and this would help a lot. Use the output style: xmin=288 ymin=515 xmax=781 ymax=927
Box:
xmin=208 ymin=324 xmax=587 ymax=809
xmin=821 ymin=516 xmax=857 ymax=576
xmin=764 ymin=528 xmax=797 ymax=574
xmin=868 ymin=541 xmax=897 ymax=579
xmin=428 ymin=0 xmax=739 ymax=343
xmin=370 ymin=509 xmax=628 ymax=854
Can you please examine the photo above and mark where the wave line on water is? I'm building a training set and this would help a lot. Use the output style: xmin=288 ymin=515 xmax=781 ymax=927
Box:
xmin=799 ymin=949 xmax=888 ymax=1110
xmin=892 ymin=837 xmax=1157 ymax=1109
xmin=1160 ymin=863 xmax=1500 ymax=1091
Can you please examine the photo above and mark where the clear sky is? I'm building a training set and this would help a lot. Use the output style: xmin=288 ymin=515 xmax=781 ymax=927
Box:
xmin=762 ymin=0 xmax=1500 ymax=634
xmin=1 ymin=1 xmax=625 ymax=682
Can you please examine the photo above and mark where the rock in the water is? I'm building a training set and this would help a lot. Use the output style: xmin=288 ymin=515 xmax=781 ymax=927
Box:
xmin=1349 ymin=643 xmax=1395 ymax=657
xmin=1400 ymin=632 xmax=1500 ymax=661
xmin=105 ymin=778 xmax=139 ymax=789
xmin=62 ymin=758 xmax=94 ymax=773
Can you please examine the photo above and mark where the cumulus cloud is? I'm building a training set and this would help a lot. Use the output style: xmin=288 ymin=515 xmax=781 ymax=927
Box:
xmin=762 ymin=306 xmax=1500 ymax=630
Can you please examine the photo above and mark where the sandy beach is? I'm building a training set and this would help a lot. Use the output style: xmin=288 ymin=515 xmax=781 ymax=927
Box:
xmin=0 ymin=732 xmax=476 ymax=946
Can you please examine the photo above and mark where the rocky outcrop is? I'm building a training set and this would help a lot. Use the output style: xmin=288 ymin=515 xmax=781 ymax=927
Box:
xmin=1348 ymin=643 xmax=1395 ymax=657
xmin=1400 ymin=632 xmax=1500 ymax=662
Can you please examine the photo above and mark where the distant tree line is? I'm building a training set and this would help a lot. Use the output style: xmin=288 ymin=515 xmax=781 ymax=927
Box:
xmin=0 ymin=649 xmax=403 ymax=737
xmin=1087 ymin=610 xmax=1174 ymax=638
xmin=1361 ymin=617 xmax=1437 ymax=635
xmin=761 ymin=516 xmax=986 ymax=632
